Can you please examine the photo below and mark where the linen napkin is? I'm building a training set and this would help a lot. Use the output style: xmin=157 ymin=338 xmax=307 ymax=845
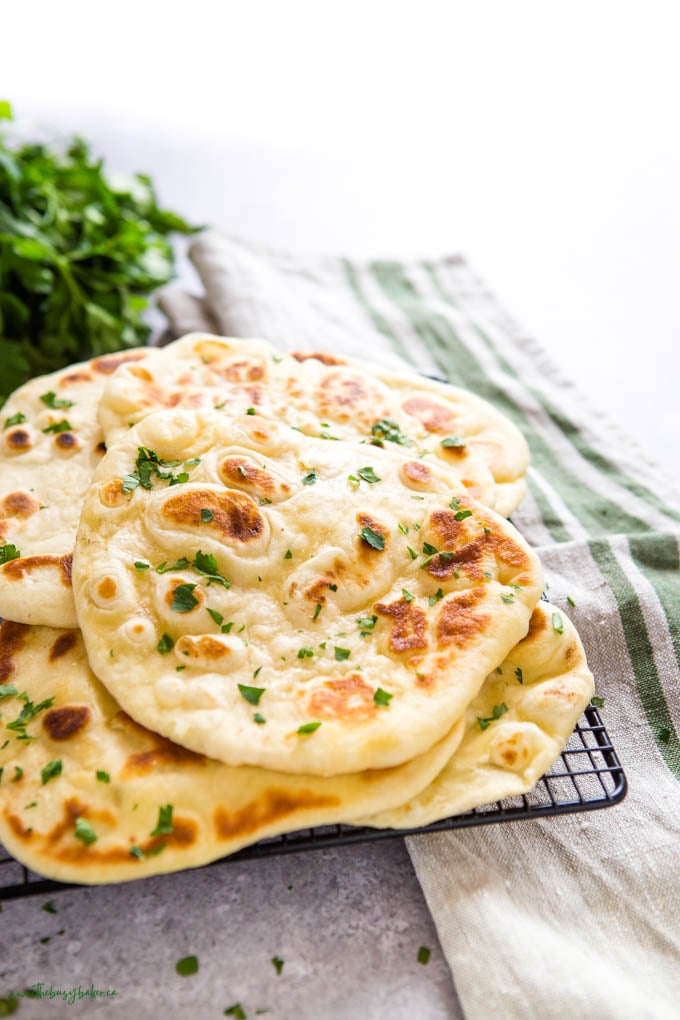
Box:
xmin=160 ymin=232 xmax=680 ymax=1020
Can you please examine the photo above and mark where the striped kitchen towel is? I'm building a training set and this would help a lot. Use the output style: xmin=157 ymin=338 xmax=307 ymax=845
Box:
xmin=159 ymin=232 xmax=680 ymax=1020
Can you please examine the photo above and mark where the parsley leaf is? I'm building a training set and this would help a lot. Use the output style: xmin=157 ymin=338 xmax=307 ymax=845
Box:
xmin=357 ymin=614 xmax=377 ymax=637
xmin=176 ymin=955 xmax=199 ymax=977
xmin=297 ymin=647 xmax=314 ymax=659
xmin=151 ymin=804 xmax=174 ymax=836
xmin=298 ymin=721 xmax=322 ymax=735
xmin=552 ymin=612 xmax=564 ymax=634
xmin=0 ymin=683 xmax=18 ymax=699
xmin=134 ymin=560 xmax=150 ymax=571
xmin=3 ymin=411 xmax=27 ymax=429
xmin=201 ymin=508 xmax=214 ymax=522
xmin=0 ymin=543 xmax=20 ymax=566
xmin=357 ymin=466 xmax=381 ymax=483
xmin=566 ymin=595 xmax=577 ymax=607
xmin=417 ymin=946 xmax=431 ymax=964
xmin=359 ymin=526 xmax=385 ymax=550
xmin=206 ymin=608 xmax=224 ymax=627
xmin=428 ymin=588 xmax=444 ymax=606
xmin=441 ymin=436 xmax=466 ymax=448
xmin=374 ymin=688 xmax=393 ymax=707
xmin=272 ymin=956 xmax=284 ymax=975
xmin=453 ymin=509 xmax=472 ymax=522
xmin=592 ymin=696 xmax=605 ymax=709
xmin=157 ymin=633 xmax=175 ymax=655
xmin=515 ymin=667 xmax=524 ymax=685
xmin=224 ymin=1005 xmax=246 ymax=1019
xmin=74 ymin=817 xmax=97 ymax=845
xmin=370 ymin=418 xmax=411 ymax=446
xmin=193 ymin=550 xmax=231 ymax=588
xmin=401 ymin=589 xmax=414 ymax=602
xmin=238 ymin=684 xmax=265 ymax=706
xmin=477 ymin=703 xmax=508 ymax=731
xmin=41 ymin=760 xmax=62 ymax=785
xmin=334 ymin=647 xmax=351 ymax=661
xmin=40 ymin=391 xmax=74 ymax=409
xmin=96 ymin=770 xmax=110 ymax=783
xmin=155 ymin=558 xmax=190 ymax=574
xmin=253 ymin=713 xmax=266 ymax=725
xmin=170 ymin=583 xmax=198 ymax=613
xmin=302 ymin=469 xmax=317 ymax=485
xmin=41 ymin=419 xmax=72 ymax=434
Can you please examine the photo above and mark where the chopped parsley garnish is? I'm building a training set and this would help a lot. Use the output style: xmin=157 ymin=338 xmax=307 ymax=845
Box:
xmin=449 ymin=496 xmax=461 ymax=511
xmin=515 ymin=667 xmax=524 ymax=685
xmin=7 ymin=693 xmax=54 ymax=739
xmin=42 ymin=901 xmax=57 ymax=914
xmin=74 ymin=817 xmax=97 ymax=845
xmin=155 ymin=557 xmax=190 ymax=573
xmin=428 ymin=588 xmax=444 ymax=606
xmin=417 ymin=946 xmax=431 ymax=965
xmin=0 ymin=683 xmax=18 ymax=699
xmin=183 ymin=458 xmax=201 ymax=468
xmin=406 ymin=546 xmax=418 ymax=560
xmin=659 ymin=726 xmax=671 ymax=743
xmin=398 ymin=523 xmax=409 ymax=535
xmin=42 ymin=419 xmax=72 ymax=434
xmin=313 ymin=602 xmax=323 ymax=621
xmin=193 ymin=550 xmax=231 ymax=588
xmin=157 ymin=633 xmax=175 ymax=654
xmin=201 ymin=508 xmax=214 ymax=522
xmin=483 ymin=527 xmax=491 ymax=534
xmin=246 ymin=407 xmax=256 ymax=415
xmin=13 ymin=766 xmax=23 ymax=781
xmin=238 ymin=684 xmax=265 ymax=706
xmin=151 ymin=804 xmax=174 ymax=836
xmin=592 ymin=696 xmax=605 ymax=709
xmin=176 ymin=955 xmax=199 ymax=977
xmin=359 ymin=526 xmax=385 ymax=550
xmin=134 ymin=560 xmax=150 ymax=571
xmin=552 ymin=612 xmax=564 ymax=634
xmin=206 ymin=608 xmax=224 ymax=627
xmin=40 ymin=391 xmax=73 ymax=409
xmin=453 ymin=509 xmax=472 ymax=522
xmin=357 ymin=614 xmax=377 ymax=637
xmin=374 ymin=688 xmax=393 ymax=707
xmin=253 ymin=666 xmax=262 ymax=679
xmin=129 ymin=845 xmax=145 ymax=861
xmin=328 ymin=583 xmax=338 ymax=591
xmin=357 ymin=466 xmax=381 ymax=484
xmin=370 ymin=418 xmax=411 ymax=446
xmin=253 ymin=713 xmax=266 ymax=725
xmin=334 ymin=647 xmax=351 ymax=661
xmin=401 ymin=589 xmax=414 ymax=603
xmin=441 ymin=435 xmax=466 ymax=448
xmin=298 ymin=721 xmax=322 ymax=735
xmin=221 ymin=622 xmax=235 ymax=634
xmin=96 ymin=770 xmax=110 ymax=783
xmin=123 ymin=445 xmax=199 ymax=493
xmin=477 ymin=703 xmax=508 ymax=731
xmin=301 ymin=469 xmax=317 ymax=485
xmin=41 ymin=760 xmax=62 ymax=785
xmin=171 ymin=583 xmax=198 ymax=613
xmin=224 ymin=1005 xmax=246 ymax=1019
xmin=3 ymin=411 xmax=27 ymax=428
xmin=272 ymin=956 xmax=284 ymax=975
xmin=566 ymin=595 xmax=577 ymax=607
xmin=284 ymin=549 xmax=292 ymax=560
xmin=422 ymin=542 xmax=438 ymax=556
xmin=298 ymin=647 xmax=314 ymax=659
xmin=0 ymin=542 xmax=21 ymax=565
xmin=500 ymin=593 xmax=514 ymax=604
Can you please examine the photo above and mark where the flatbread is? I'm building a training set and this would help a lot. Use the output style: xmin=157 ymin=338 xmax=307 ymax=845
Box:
xmin=0 ymin=350 xmax=152 ymax=628
xmin=357 ymin=601 xmax=595 ymax=828
xmin=98 ymin=333 xmax=529 ymax=516
xmin=73 ymin=408 xmax=542 ymax=776
xmin=0 ymin=621 xmax=464 ymax=885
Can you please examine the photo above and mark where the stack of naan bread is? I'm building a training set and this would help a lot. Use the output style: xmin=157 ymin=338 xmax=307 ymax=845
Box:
xmin=0 ymin=335 xmax=593 ymax=884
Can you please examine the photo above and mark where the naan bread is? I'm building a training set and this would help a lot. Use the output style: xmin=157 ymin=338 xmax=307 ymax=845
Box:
xmin=98 ymin=333 xmax=529 ymax=516
xmin=358 ymin=601 xmax=595 ymax=828
xmin=0 ymin=621 xmax=464 ymax=885
xmin=73 ymin=409 xmax=542 ymax=776
xmin=0 ymin=350 xmax=152 ymax=628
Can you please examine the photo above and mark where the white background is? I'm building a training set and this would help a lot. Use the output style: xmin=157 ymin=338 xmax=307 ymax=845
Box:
xmin=5 ymin=0 xmax=679 ymax=478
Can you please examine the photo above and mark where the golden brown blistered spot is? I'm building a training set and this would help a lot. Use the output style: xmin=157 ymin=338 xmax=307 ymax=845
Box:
xmin=43 ymin=705 xmax=91 ymax=740
xmin=175 ymin=635 xmax=232 ymax=660
xmin=95 ymin=440 xmax=107 ymax=456
xmin=2 ymin=553 xmax=72 ymax=587
xmin=0 ymin=491 xmax=40 ymax=520
xmin=317 ymin=371 xmax=387 ymax=425
xmin=164 ymin=579 xmax=206 ymax=612
xmin=292 ymin=351 xmax=348 ymax=366
xmin=129 ymin=365 xmax=154 ymax=382
xmin=402 ymin=397 xmax=458 ymax=434
xmin=91 ymin=350 xmax=148 ymax=374
xmin=121 ymin=744 xmax=204 ymax=777
xmin=97 ymin=576 xmax=117 ymax=600
xmin=60 ymin=370 xmax=93 ymax=384
xmin=303 ymin=574 xmax=340 ymax=605
xmin=212 ymin=358 xmax=266 ymax=383
xmin=425 ymin=509 xmax=529 ymax=582
xmin=55 ymin=431 xmax=80 ymax=451
xmin=5 ymin=428 xmax=32 ymax=452
xmin=357 ymin=513 xmax=389 ymax=554
xmin=309 ymin=674 xmax=377 ymax=721
xmin=49 ymin=631 xmax=78 ymax=661
xmin=517 ymin=606 xmax=548 ymax=648
xmin=375 ymin=598 xmax=429 ymax=653
xmin=0 ymin=620 xmax=29 ymax=682
xmin=100 ymin=478 xmax=130 ymax=507
xmin=218 ymin=457 xmax=289 ymax=501
xmin=400 ymin=461 xmax=432 ymax=487
xmin=436 ymin=588 xmax=490 ymax=649
xmin=214 ymin=789 xmax=340 ymax=840
xmin=162 ymin=490 xmax=264 ymax=543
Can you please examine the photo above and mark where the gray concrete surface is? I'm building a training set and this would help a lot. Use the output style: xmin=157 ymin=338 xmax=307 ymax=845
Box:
xmin=0 ymin=839 xmax=463 ymax=1019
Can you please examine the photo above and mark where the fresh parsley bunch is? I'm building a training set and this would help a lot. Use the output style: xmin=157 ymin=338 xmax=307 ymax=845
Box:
xmin=0 ymin=101 xmax=198 ymax=399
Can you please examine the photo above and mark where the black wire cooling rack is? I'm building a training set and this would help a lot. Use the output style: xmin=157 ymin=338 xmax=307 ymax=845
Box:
xmin=0 ymin=702 xmax=626 ymax=901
